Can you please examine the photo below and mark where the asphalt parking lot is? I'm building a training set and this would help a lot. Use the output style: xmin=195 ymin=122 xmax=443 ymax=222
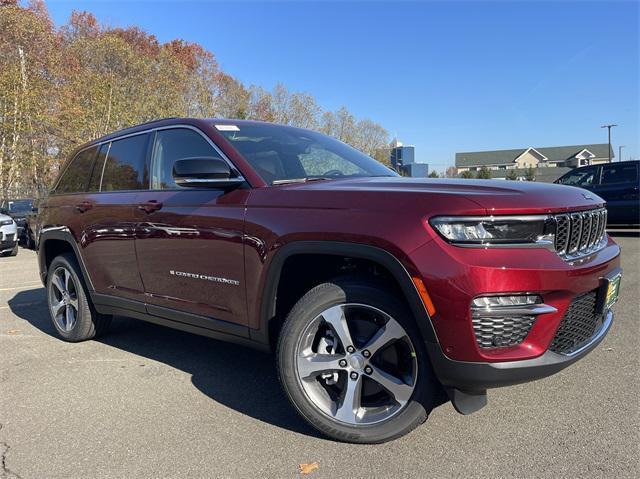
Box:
xmin=1 ymin=234 xmax=638 ymax=479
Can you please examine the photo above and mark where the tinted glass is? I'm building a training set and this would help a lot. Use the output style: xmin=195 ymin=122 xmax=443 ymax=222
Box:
xmin=151 ymin=128 xmax=223 ymax=189
xmin=557 ymin=166 xmax=598 ymax=187
xmin=600 ymin=163 xmax=638 ymax=185
xmin=217 ymin=123 xmax=396 ymax=185
xmin=88 ymin=143 xmax=110 ymax=192
xmin=55 ymin=146 xmax=98 ymax=194
xmin=101 ymin=134 xmax=149 ymax=191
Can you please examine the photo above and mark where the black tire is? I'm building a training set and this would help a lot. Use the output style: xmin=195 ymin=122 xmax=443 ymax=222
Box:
xmin=277 ymin=278 xmax=441 ymax=443
xmin=46 ymin=253 xmax=112 ymax=342
xmin=26 ymin=228 xmax=35 ymax=250
xmin=3 ymin=243 xmax=19 ymax=257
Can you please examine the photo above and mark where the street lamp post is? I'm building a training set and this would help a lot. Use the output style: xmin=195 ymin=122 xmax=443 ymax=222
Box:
xmin=601 ymin=124 xmax=617 ymax=162
xmin=619 ymin=145 xmax=625 ymax=163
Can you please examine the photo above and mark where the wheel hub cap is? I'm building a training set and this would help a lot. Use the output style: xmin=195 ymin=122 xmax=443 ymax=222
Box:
xmin=348 ymin=353 xmax=365 ymax=370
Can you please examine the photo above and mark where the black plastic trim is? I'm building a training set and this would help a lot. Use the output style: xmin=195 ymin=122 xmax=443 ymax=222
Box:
xmin=250 ymin=240 xmax=438 ymax=347
xmin=38 ymin=227 xmax=94 ymax=290
xmin=428 ymin=310 xmax=614 ymax=392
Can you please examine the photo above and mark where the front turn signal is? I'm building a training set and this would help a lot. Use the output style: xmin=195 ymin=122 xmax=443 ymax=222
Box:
xmin=412 ymin=277 xmax=437 ymax=317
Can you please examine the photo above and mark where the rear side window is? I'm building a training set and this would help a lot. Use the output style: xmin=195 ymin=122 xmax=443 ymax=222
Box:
xmin=55 ymin=146 xmax=98 ymax=194
xmin=88 ymin=143 xmax=110 ymax=192
xmin=600 ymin=163 xmax=639 ymax=185
xmin=150 ymin=128 xmax=224 ymax=189
xmin=101 ymin=134 xmax=150 ymax=191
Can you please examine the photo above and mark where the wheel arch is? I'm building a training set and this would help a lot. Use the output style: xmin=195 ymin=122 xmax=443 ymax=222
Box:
xmin=250 ymin=241 xmax=438 ymax=349
xmin=38 ymin=227 xmax=94 ymax=292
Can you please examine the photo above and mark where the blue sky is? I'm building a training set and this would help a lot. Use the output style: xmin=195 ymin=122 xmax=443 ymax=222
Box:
xmin=45 ymin=0 xmax=639 ymax=172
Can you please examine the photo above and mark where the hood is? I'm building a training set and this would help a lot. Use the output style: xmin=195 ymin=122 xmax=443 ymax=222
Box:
xmin=283 ymin=177 xmax=605 ymax=215
xmin=0 ymin=213 xmax=14 ymax=223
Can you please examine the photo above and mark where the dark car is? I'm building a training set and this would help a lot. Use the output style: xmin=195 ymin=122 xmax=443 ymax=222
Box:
xmin=37 ymin=118 xmax=622 ymax=443
xmin=0 ymin=198 xmax=34 ymax=244
xmin=555 ymin=161 xmax=640 ymax=226
xmin=24 ymin=198 xmax=42 ymax=250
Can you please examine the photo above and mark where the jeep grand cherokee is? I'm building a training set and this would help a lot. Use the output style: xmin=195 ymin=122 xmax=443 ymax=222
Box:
xmin=38 ymin=118 xmax=622 ymax=443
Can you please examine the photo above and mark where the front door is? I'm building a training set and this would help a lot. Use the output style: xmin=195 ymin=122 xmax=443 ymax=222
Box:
xmin=134 ymin=127 xmax=249 ymax=327
xmin=594 ymin=162 xmax=640 ymax=224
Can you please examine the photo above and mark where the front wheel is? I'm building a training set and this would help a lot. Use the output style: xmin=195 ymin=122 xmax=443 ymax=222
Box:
xmin=277 ymin=279 xmax=440 ymax=443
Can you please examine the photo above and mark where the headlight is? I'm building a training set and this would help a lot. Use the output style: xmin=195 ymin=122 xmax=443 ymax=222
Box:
xmin=429 ymin=215 xmax=555 ymax=246
xmin=0 ymin=219 xmax=13 ymax=226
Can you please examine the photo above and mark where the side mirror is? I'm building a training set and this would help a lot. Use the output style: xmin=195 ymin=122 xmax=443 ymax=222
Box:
xmin=172 ymin=157 xmax=245 ymax=190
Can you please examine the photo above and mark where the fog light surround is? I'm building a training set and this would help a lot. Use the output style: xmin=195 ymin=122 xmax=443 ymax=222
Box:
xmin=471 ymin=294 xmax=556 ymax=349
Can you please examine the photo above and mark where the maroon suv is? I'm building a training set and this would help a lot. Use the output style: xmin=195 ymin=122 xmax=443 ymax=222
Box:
xmin=38 ymin=118 xmax=622 ymax=443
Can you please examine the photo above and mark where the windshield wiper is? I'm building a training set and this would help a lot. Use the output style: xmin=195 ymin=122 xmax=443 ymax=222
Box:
xmin=272 ymin=177 xmax=331 ymax=185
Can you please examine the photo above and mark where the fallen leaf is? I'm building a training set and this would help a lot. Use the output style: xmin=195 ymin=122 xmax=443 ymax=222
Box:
xmin=299 ymin=462 xmax=319 ymax=475
xmin=6 ymin=329 xmax=19 ymax=334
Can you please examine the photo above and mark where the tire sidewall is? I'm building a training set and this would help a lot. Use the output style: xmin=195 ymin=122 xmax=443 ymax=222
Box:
xmin=46 ymin=254 xmax=93 ymax=342
xmin=277 ymin=279 xmax=438 ymax=443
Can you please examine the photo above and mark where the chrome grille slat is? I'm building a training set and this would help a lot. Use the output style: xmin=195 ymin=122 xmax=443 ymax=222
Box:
xmin=555 ymin=207 xmax=607 ymax=260
xmin=553 ymin=208 xmax=607 ymax=260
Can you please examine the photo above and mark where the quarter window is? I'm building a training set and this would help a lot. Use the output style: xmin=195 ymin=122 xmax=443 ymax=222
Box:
xmin=101 ymin=134 xmax=150 ymax=191
xmin=150 ymin=128 xmax=224 ymax=189
xmin=55 ymin=146 xmax=98 ymax=194
xmin=600 ymin=164 xmax=638 ymax=185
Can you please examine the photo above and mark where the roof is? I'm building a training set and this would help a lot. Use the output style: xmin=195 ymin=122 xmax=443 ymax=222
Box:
xmin=456 ymin=144 xmax=614 ymax=167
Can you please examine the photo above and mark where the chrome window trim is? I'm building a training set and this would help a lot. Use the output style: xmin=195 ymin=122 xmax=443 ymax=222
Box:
xmin=51 ymin=123 xmax=246 ymax=195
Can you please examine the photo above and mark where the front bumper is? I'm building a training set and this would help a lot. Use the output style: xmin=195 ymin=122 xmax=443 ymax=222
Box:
xmin=428 ymin=309 xmax=613 ymax=392
xmin=1 ymin=225 xmax=18 ymax=252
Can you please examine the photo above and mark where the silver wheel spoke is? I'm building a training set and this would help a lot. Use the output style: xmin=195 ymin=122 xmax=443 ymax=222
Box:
xmin=65 ymin=306 xmax=75 ymax=331
xmin=368 ymin=366 xmax=413 ymax=405
xmin=68 ymin=297 xmax=79 ymax=310
xmin=298 ymin=354 xmax=343 ymax=379
xmin=362 ymin=318 xmax=406 ymax=356
xmin=334 ymin=375 xmax=363 ymax=424
xmin=321 ymin=305 xmax=354 ymax=350
xmin=52 ymin=299 xmax=66 ymax=316
xmin=63 ymin=268 xmax=71 ymax=291
xmin=52 ymin=274 xmax=65 ymax=295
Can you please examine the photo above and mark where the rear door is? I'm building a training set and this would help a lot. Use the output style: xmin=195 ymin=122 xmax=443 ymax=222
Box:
xmin=79 ymin=133 xmax=151 ymax=302
xmin=134 ymin=126 xmax=250 ymax=327
xmin=594 ymin=162 xmax=640 ymax=225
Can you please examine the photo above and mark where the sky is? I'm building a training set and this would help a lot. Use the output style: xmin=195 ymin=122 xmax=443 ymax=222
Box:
xmin=45 ymin=0 xmax=639 ymax=172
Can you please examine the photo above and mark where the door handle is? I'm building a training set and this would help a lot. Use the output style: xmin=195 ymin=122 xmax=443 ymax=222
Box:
xmin=75 ymin=201 xmax=93 ymax=213
xmin=138 ymin=200 xmax=163 ymax=214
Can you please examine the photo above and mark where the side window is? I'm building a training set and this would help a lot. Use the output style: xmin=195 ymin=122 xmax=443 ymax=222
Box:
xmin=88 ymin=143 xmax=110 ymax=192
xmin=55 ymin=146 xmax=98 ymax=194
xmin=101 ymin=134 xmax=150 ymax=192
xmin=557 ymin=166 xmax=598 ymax=187
xmin=151 ymin=128 xmax=224 ymax=189
xmin=600 ymin=164 xmax=638 ymax=185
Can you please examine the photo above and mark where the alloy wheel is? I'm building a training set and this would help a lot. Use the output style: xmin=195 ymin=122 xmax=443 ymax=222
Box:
xmin=48 ymin=266 xmax=79 ymax=332
xmin=295 ymin=303 xmax=418 ymax=426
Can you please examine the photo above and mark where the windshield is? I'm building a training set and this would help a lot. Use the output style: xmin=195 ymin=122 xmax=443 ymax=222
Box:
xmin=216 ymin=123 xmax=397 ymax=185
xmin=6 ymin=199 xmax=33 ymax=215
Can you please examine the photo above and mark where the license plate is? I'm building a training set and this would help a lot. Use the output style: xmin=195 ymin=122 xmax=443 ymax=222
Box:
xmin=605 ymin=275 xmax=621 ymax=309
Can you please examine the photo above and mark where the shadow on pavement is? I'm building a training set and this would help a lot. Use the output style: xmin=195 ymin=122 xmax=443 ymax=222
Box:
xmin=8 ymin=288 xmax=319 ymax=439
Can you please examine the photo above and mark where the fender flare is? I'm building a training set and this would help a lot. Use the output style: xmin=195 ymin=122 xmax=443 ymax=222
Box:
xmin=38 ymin=226 xmax=95 ymax=291
xmin=249 ymin=240 xmax=438 ymax=347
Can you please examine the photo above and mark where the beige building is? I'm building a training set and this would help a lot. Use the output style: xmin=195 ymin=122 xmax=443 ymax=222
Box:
xmin=455 ymin=144 xmax=614 ymax=177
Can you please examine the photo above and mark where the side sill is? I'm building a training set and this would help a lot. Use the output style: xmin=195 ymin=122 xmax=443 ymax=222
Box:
xmin=91 ymin=293 xmax=268 ymax=352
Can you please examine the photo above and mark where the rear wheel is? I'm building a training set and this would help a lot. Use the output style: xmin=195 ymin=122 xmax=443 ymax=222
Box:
xmin=46 ymin=253 xmax=112 ymax=341
xmin=277 ymin=278 xmax=439 ymax=443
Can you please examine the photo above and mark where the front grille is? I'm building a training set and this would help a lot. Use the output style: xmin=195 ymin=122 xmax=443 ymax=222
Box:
xmin=4 ymin=233 xmax=15 ymax=241
xmin=553 ymin=208 xmax=606 ymax=260
xmin=549 ymin=291 xmax=602 ymax=355
xmin=472 ymin=315 xmax=536 ymax=348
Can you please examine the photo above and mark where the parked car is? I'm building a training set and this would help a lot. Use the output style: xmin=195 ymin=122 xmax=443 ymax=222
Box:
xmin=24 ymin=198 xmax=42 ymax=250
xmin=38 ymin=119 xmax=622 ymax=443
xmin=0 ymin=198 xmax=34 ymax=244
xmin=0 ymin=212 xmax=18 ymax=257
xmin=555 ymin=161 xmax=639 ymax=226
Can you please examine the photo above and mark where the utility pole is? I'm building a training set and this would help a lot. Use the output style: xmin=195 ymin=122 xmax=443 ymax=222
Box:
xmin=618 ymin=145 xmax=625 ymax=163
xmin=601 ymin=124 xmax=617 ymax=162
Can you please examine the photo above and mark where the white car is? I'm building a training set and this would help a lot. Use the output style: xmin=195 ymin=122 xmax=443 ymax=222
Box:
xmin=0 ymin=213 xmax=18 ymax=257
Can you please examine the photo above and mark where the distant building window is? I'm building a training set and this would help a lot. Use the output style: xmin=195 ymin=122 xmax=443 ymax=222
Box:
xmin=471 ymin=167 xmax=477 ymax=171
xmin=499 ymin=165 xmax=506 ymax=170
